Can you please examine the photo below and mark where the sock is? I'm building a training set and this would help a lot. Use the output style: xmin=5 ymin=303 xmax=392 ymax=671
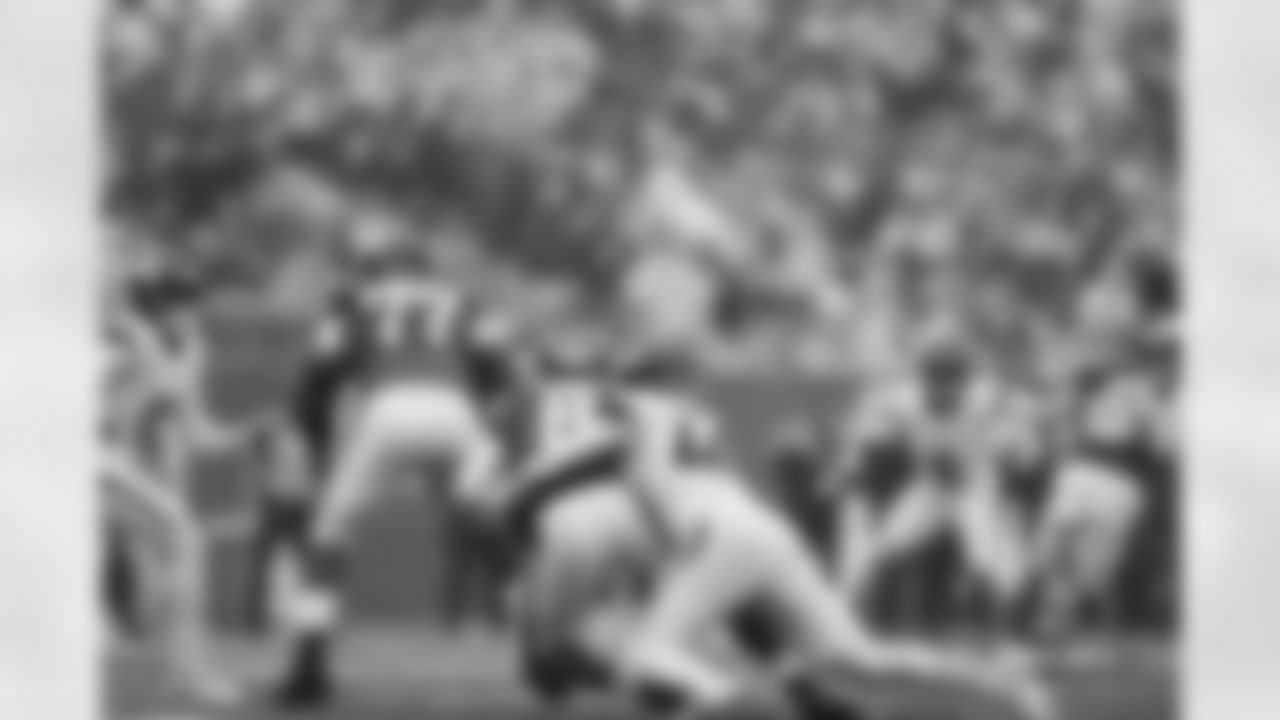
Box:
xmin=279 ymin=543 xmax=345 ymax=684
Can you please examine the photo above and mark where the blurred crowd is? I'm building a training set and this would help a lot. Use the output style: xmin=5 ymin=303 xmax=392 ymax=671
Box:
xmin=105 ymin=0 xmax=1178 ymax=639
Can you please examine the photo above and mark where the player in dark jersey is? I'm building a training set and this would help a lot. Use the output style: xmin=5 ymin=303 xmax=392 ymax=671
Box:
xmin=265 ymin=282 xmax=374 ymax=705
xmin=504 ymin=346 xmax=1058 ymax=720
xmin=271 ymin=264 xmax=487 ymax=706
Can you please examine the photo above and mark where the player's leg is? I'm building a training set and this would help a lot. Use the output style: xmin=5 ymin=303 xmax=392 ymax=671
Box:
xmin=102 ymin=450 xmax=239 ymax=704
xmin=609 ymin=536 xmax=758 ymax=715
xmin=512 ymin=543 xmax=624 ymax=704
xmin=1079 ymin=468 xmax=1145 ymax=613
xmin=242 ymin=423 xmax=315 ymax=635
xmin=953 ymin=479 xmax=1033 ymax=632
xmin=740 ymin=500 xmax=1056 ymax=720
xmin=509 ymin=486 xmax=663 ymax=703
xmin=1033 ymin=461 xmax=1144 ymax=633
xmin=866 ymin=478 xmax=952 ymax=626
xmin=831 ymin=493 xmax=882 ymax=614
xmin=248 ymin=492 xmax=313 ymax=633
xmin=274 ymin=390 xmax=398 ymax=704
xmin=435 ymin=450 xmax=494 ymax=633
xmin=277 ymin=383 xmax=458 ymax=704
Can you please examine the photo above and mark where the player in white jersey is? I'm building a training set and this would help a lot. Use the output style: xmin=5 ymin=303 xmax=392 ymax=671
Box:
xmin=446 ymin=342 xmax=684 ymax=704
xmin=101 ymin=275 xmax=251 ymax=705
xmin=615 ymin=351 xmax=1056 ymax=719
xmin=464 ymin=348 xmax=1057 ymax=720
xmin=828 ymin=332 xmax=1021 ymax=620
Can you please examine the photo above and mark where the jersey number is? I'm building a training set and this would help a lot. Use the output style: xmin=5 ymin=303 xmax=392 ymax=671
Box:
xmin=536 ymin=387 xmax=618 ymax=463
xmin=369 ymin=282 xmax=457 ymax=351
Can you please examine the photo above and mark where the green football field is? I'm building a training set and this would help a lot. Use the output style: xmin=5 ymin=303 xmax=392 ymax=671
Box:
xmin=107 ymin=628 xmax=1177 ymax=720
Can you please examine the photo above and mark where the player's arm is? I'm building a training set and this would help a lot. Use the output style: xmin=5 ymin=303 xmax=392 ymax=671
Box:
xmin=613 ymin=394 xmax=696 ymax=551
xmin=510 ymin=421 xmax=627 ymax=509
xmin=478 ymin=388 xmax=628 ymax=530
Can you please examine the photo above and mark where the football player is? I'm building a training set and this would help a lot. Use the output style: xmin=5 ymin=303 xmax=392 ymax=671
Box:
xmin=462 ymin=345 xmax=1058 ymax=720
xmin=102 ymin=272 xmax=253 ymax=706
xmin=453 ymin=340 xmax=682 ymax=705
xmin=272 ymin=257 xmax=501 ymax=705
xmin=828 ymin=327 xmax=1012 ymax=625
xmin=608 ymin=349 xmax=1054 ymax=720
